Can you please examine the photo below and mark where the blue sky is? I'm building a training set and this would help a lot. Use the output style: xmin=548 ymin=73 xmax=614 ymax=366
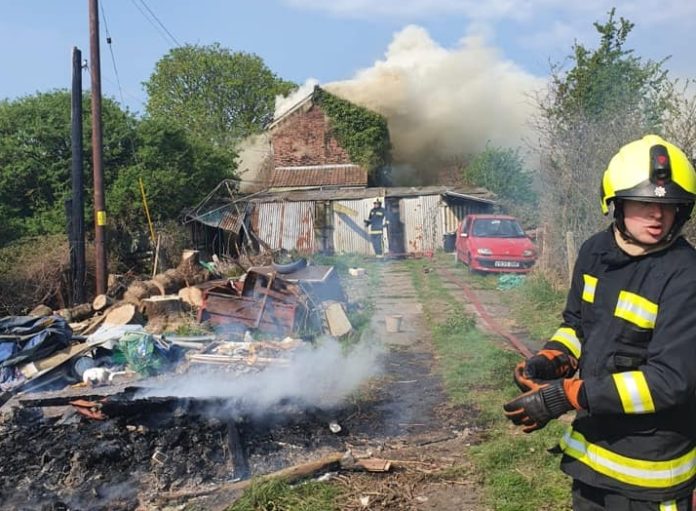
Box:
xmin=1 ymin=0 xmax=694 ymax=118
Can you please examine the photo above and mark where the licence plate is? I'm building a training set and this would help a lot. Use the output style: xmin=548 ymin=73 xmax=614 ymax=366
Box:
xmin=494 ymin=261 xmax=520 ymax=268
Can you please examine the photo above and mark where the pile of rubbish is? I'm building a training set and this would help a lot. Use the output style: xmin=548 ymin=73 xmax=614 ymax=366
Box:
xmin=0 ymin=250 xmax=355 ymax=413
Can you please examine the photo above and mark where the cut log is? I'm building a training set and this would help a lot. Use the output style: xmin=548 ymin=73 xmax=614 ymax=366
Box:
xmin=104 ymin=303 xmax=144 ymax=326
xmin=153 ymin=269 xmax=187 ymax=295
xmin=56 ymin=303 xmax=94 ymax=323
xmin=29 ymin=304 xmax=53 ymax=317
xmin=178 ymin=286 xmax=204 ymax=308
xmin=92 ymin=294 xmax=114 ymax=312
xmin=123 ymin=280 xmax=160 ymax=305
xmin=141 ymin=295 xmax=183 ymax=320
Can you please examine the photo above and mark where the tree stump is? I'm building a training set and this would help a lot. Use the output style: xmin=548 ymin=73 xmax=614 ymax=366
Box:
xmin=141 ymin=295 xmax=183 ymax=320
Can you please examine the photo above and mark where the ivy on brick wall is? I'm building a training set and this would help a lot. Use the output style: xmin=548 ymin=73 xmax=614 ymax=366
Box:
xmin=315 ymin=88 xmax=391 ymax=178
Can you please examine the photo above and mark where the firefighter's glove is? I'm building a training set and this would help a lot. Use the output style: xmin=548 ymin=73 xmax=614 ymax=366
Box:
xmin=364 ymin=220 xmax=370 ymax=227
xmin=503 ymin=379 xmax=584 ymax=433
xmin=524 ymin=349 xmax=578 ymax=380
xmin=514 ymin=361 xmax=549 ymax=392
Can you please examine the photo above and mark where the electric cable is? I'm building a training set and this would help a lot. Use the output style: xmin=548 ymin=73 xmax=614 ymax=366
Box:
xmin=138 ymin=0 xmax=180 ymax=47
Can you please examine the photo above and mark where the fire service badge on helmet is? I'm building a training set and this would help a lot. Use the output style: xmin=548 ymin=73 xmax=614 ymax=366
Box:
xmin=654 ymin=186 xmax=667 ymax=197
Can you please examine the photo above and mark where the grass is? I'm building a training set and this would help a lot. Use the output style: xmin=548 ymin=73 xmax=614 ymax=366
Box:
xmin=501 ymin=271 xmax=567 ymax=341
xmin=407 ymin=259 xmax=573 ymax=511
xmin=227 ymin=478 xmax=344 ymax=511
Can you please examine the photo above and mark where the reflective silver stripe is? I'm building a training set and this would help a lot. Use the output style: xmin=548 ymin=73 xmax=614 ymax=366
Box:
xmin=582 ymin=274 xmax=597 ymax=303
xmin=550 ymin=327 xmax=581 ymax=359
xmin=560 ymin=428 xmax=696 ymax=488
xmin=659 ymin=501 xmax=677 ymax=511
xmin=615 ymin=291 xmax=658 ymax=329
xmin=613 ymin=371 xmax=655 ymax=414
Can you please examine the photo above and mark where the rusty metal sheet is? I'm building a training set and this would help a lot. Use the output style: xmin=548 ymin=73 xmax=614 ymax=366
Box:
xmin=253 ymin=202 xmax=315 ymax=253
xmin=199 ymin=293 xmax=297 ymax=334
xmin=401 ymin=195 xmax=442 ymax=253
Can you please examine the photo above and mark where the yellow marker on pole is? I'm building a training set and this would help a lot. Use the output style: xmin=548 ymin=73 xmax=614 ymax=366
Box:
xmin=139 ymin=177 xmax=156 ymax=246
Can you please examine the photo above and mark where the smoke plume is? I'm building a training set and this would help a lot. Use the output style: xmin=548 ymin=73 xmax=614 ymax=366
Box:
xmin=324 ymin=25 xmax=544 ymax=179
xmin=138 ymin=338 xmax=383 ymax=418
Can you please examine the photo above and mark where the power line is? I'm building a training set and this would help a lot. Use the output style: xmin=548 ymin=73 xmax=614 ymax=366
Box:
xmin=129 ymin=0 xmax=180 ymax=48
xmin=138 ymin=0 xmax=180 ymax=47
xmin=99 ymin=1 xmax=128 ymax=109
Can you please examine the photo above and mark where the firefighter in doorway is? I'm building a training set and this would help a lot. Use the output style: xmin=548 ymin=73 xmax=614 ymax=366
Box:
xmin=364 ymin=198 xmax=388 ymax=258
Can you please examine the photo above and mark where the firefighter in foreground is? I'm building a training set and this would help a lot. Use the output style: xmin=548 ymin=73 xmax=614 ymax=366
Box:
xmin=504 ymin=135 xmax=696 ymax=510
xmin=364 ymin=198 xmax=388 ymax=258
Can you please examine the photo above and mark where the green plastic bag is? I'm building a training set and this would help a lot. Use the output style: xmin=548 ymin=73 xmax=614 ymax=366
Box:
xmin=117 ymin=332 xmax=164 ymax=375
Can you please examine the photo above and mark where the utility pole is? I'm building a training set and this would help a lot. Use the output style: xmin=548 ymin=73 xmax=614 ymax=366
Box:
xmin=70 ymin=47 xmax=86 ymax=304
xmin=89 ymin=0 xmax=107 ymax=295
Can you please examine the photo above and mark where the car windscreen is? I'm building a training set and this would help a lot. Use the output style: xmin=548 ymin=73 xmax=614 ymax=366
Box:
xmin=472 ymin=219 xmax=525 ymax=238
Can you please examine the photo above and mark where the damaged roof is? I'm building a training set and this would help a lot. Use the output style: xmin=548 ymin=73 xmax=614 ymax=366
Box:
xmin=270 ymin=164 xmax=367 ymax=190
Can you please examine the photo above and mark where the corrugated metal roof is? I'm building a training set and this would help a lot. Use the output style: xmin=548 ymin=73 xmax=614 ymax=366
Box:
xmin=269 ymin=164 xmax=367 ymax=189
xmin=189 ymin=203 xmax=246 ymax=233
xmin=248 ymin=186 xmax=495 ymax=204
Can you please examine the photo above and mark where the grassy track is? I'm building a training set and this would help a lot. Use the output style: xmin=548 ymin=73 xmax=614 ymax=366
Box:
xmin=408 ymin=257 xmax=572 ymax=511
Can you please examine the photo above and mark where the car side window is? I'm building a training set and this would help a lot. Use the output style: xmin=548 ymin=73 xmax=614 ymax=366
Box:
xmin=461 ymin=217 xmax=470 ymax=235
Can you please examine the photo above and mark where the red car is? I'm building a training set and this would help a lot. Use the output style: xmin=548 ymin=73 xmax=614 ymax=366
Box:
xmin=455 ymin=214 xmax=537 ymax=273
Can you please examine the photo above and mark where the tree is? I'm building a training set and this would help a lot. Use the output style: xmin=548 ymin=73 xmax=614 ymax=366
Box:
xmin=462 ymin=146 xmax=536 ymax=219
xmin=145 ymin=44 xmax=296 ymax=148
xmin=107 ymin=118 xmax=234 ymax=233
xmin=533 ymin=10 xmax=676 ymax=275
xmin=0 ymin=91 xmax=137 ymax=242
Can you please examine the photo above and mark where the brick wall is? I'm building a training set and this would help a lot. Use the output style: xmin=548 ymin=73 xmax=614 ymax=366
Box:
xmin=271 ymin=103 xmax=353 ymax=167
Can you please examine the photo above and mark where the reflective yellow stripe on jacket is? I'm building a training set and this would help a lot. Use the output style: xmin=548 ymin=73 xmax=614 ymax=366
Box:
xmin=613 ymin=371 xmax=655 ymax=413
xmin=560 ymin=428 xmax=696 ymax=489
xmin=582 ymin=274 xmax=598 ymax=303
xmin=660 ymin=501 xmax=677 ymax=511
xmin=615 ymin=291 xmax=658 ymax=329
xmin=550 ymin=327 xmax=581 ymax=359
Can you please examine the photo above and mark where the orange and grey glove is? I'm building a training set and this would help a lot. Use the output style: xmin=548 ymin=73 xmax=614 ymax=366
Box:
xmin=503 ymin=379 xmax=584 ymax=433
xmin=514 ymin=361 xmax=551 ymax=392
xmin=523 ymin=349 xmax=578 ymax=380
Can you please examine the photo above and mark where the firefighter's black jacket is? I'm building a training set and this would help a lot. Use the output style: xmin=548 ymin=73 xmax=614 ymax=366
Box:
xmin=365 ymin=206 xmax=387 ymax=234
xmin=544 ymin=226 xmax=696 ymax=500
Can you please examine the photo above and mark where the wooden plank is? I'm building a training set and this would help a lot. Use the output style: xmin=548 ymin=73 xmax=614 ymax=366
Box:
xmin=325 ymin=302 xmax=352 ymax=337
xmin=19 ymin=342 xmax=94 ymax=379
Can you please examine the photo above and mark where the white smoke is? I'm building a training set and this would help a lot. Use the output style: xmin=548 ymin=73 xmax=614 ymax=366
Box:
xmin=324 ymin=25 xmax=545 ymax=171
xmin=138 ymin=338 xmax=383 ymax=417
xmin=274 ymin=78 xmax=319 ymax=120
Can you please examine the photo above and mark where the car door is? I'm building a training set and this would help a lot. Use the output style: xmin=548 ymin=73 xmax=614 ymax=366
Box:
xmin=456 ymin=216 xmax=471 ymax=262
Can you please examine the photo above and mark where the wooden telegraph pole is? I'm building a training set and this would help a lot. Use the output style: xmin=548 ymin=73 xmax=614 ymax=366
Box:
xmin=89 ymin=0 xmax=107 ymax=294
xmin=70 ymin=46 xmax=86 ymax=304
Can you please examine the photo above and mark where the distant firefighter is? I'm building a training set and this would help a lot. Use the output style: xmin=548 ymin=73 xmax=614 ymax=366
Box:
xmin=364 ymin=198 xmax=388 ymax=258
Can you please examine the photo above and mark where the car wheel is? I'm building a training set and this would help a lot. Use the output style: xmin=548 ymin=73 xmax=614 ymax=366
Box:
xmin=466 ymin=254 xmax=475 ymax=274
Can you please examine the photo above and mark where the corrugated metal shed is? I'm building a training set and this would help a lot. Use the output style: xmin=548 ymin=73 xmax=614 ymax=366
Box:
xmin=401 ymin=195 xmax=443 ymax=253
xmin=270 ymin=164 xmax=367 ymax=190
xmin=251 ymin=201 xmax=315 ymax=253
xmin=332 ymin=199 xmax=377 ymax=255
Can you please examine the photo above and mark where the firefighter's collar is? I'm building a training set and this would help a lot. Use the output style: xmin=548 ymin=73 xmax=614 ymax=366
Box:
xmin=612 ymin=223 xmax=679 ymax=257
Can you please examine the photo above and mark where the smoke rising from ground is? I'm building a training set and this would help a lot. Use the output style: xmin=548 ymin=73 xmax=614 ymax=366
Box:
xmin=324 ymin=25 xmax=544 ymax=178
xmin=139 ymin=338 xmax=383 ymax=418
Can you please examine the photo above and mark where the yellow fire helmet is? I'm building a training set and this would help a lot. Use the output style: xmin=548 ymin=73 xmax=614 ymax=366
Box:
xmin=601 ymin=134 xmax=696 ymax=215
